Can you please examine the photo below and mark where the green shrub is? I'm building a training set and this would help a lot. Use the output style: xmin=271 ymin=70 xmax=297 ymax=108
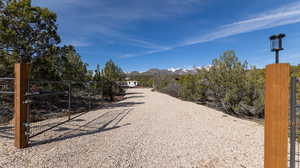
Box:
xmin=204 ymin=51 xmax=264 ymax=117
xmin=154 ymin=50 xmax=265 ymax=118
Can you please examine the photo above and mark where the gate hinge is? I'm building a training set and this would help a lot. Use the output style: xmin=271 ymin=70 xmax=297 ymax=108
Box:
xmin=290 ymin=122 xmax=297 ymax=127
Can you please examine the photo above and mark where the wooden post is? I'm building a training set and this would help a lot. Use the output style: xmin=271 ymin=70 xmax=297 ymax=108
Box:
xmin=14 ymin=63 xmax=30 ymax=149
xmin=264 ymin=63 xmax=290 ymax=168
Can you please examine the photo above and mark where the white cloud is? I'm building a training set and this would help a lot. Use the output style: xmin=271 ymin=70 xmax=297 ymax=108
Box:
xmin=126 ymin=39 xmax=169 ymax=50
xmin=281 ymin=53 xmax=300 ymax=64
xmin=31 ymin=0 xmax=300 ymax=60
xmin=32 ymin=0 xmax=206 ymax=48
xmin=71 ymin=41 xmax=91 ymax=47
xmin=183 ymin=1 xmax=300 ymax=46
xmin=119 ymin=47 xmax=174 ymax=58
xmin=121 ymin=1 xmax=300 ymax=58
xmin=34 ymin=0 xmax=205 ymax=21
xmin=34 ymin=0 xmax=212 ymax=53
xmin=62 ymin=40 xmax=92 ymax=47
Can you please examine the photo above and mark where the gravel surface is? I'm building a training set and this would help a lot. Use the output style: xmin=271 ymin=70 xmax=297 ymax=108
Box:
xmin=0 ymin=88 xmax=263 ymax=168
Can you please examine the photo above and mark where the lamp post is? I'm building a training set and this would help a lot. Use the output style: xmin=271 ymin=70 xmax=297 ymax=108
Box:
xmin=269 ymin=33 xmax=285 ymax=64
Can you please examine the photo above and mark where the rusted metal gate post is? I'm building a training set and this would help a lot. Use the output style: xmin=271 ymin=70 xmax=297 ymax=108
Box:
xmin=14 ymin=63 xmax=30 ymax=148
xmin=264 ymin=63 xmax=290 ymax=168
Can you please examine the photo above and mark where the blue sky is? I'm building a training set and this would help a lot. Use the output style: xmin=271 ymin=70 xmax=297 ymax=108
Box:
xmin=32 ymin=0 xmax=300 ymax=72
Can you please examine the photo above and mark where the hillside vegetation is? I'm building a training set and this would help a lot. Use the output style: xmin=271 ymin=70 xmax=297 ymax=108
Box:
xmin=130 ymin=51 xmax=300 ymax=118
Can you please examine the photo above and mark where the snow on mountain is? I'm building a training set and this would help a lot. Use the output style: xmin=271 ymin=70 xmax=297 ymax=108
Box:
xmin=127 ymin=65 xmax=211 ymax=76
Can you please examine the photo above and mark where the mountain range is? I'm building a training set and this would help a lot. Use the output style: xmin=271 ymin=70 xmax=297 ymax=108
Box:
xmin=127 ymin=67 xmax=201 ymax=76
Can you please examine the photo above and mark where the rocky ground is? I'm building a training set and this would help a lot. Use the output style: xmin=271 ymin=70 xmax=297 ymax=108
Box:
xmin=0 ymin=88 xmax=263 ymax=168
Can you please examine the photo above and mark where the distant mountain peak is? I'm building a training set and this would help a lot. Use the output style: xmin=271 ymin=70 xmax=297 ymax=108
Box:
xmin=168 ymin=68 xmax=180 ymax=72
xmin=127 ymin=66 xmax=206 ymax=76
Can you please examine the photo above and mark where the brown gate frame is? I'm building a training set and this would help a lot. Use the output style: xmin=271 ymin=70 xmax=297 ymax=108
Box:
xmin=14 ymin=63 xmax=30 ymax=148
xmin=264 ymin=63 xmax=290 ymax=168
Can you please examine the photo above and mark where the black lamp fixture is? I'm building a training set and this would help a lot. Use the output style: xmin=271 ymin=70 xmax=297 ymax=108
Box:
xmin=269 ymin=33 xmax=285 ymax=64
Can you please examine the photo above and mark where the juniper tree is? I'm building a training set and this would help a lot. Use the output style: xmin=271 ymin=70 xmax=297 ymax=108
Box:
xmin=102 ymin=60 xmax=125 ymax=101
xmin=0 ymin=0 xmax=60 ymax=77
xmin=0 ymin=0 xmax=60 ymax=62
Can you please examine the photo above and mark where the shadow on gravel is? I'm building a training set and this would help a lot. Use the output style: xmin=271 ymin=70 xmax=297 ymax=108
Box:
xmin=0 ymin=99 xmax=143 ymax=146
xmin=0 ymin=100 xmax=143 ymax=140
xmin=125 ymin=92 xmax=144 ymax=95
xmin=0 ymin=125 xmax=14 ymax=139
xmin=102 ymin=102 xmax=144 ymax=109
xmin=30 ymin=108 xmax=133 ymax=147
xmin=124 ymin=96 xmax=145 ymax=100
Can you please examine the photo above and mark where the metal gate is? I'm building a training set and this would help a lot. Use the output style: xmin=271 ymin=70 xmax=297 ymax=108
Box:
xmin=25 ymin=80 xmax=71 ymax=139
xmin=24 ymin=80 xmax=108 ymax=141
xmin=0 ymin=78 xmax=15 ymax=124
xmin=0 ymin=78 xmax=15 ymax=142
xmin=290 ymin=76 xmax=300 ymax=168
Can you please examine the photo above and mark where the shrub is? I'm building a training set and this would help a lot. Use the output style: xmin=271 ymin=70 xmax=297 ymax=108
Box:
xmin=154 ymin=50 xmax=265 ymax=118
xmin=204 ymin=51 xmax=264 ymax=117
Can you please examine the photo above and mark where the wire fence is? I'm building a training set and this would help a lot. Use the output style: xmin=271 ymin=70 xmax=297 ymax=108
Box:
xmin=26 ymin=80 xmax=124 ymax=139
xmin=0 ymin=78 xmax=15 ymax=125
xmin=0 ymin=74 xmax=126 ymax=145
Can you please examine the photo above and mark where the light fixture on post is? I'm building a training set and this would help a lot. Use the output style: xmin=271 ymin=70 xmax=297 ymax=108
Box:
xmin=269 ymin=33 xmax=285 ymax=64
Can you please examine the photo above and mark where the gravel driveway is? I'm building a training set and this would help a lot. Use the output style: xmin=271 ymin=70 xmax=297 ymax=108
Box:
xmin=0 ymin=88 xmax=263 ymax=168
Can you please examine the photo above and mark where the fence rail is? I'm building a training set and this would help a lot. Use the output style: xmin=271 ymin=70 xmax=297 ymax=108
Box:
xmin=0 ymin=78 xmax=15 ymax=80
xmin=1 ymin=69 xmax=125 ymax=148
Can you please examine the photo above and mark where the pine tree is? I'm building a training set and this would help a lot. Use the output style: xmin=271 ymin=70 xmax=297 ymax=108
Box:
xmin=102 ymin=60 xmax=124 ymax=101
xmin=0 ymin=0 xmax=60 ymax=62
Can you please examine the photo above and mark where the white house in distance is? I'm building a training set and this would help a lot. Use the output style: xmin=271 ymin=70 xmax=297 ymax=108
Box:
xmin=118 ymin=80 xmax=139 ymax=88
xmin=127 ymin=81 xmax=139 ymax=88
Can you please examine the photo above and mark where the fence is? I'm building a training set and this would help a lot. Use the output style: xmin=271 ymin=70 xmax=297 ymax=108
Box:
xmin=26 ymin=80 xmax=121 ymax=139
xmin=0 ymin=78 xmax=15 ymax=124
xmin=1 ymin=63 xmax=125 ymax=148
xmin=290 ymin=77 xmax=300 ymax=168
xmin=26 ymin=80 xmax=124 ymax=143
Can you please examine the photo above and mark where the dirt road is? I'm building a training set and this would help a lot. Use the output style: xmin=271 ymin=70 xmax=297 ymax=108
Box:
xmin=0 ymin=88 xmax=263 ymax=168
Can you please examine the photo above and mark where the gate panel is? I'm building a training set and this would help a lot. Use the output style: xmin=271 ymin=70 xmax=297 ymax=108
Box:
xmin=26 ymin=80 xmax=70 ymax=139
xmin=25 ymin=81 xmax=105 ymax=142
xmin=0 ymin=78 xmax=14 ymax=125
xmin=0 ymin=78 xmax=15 ymax=145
